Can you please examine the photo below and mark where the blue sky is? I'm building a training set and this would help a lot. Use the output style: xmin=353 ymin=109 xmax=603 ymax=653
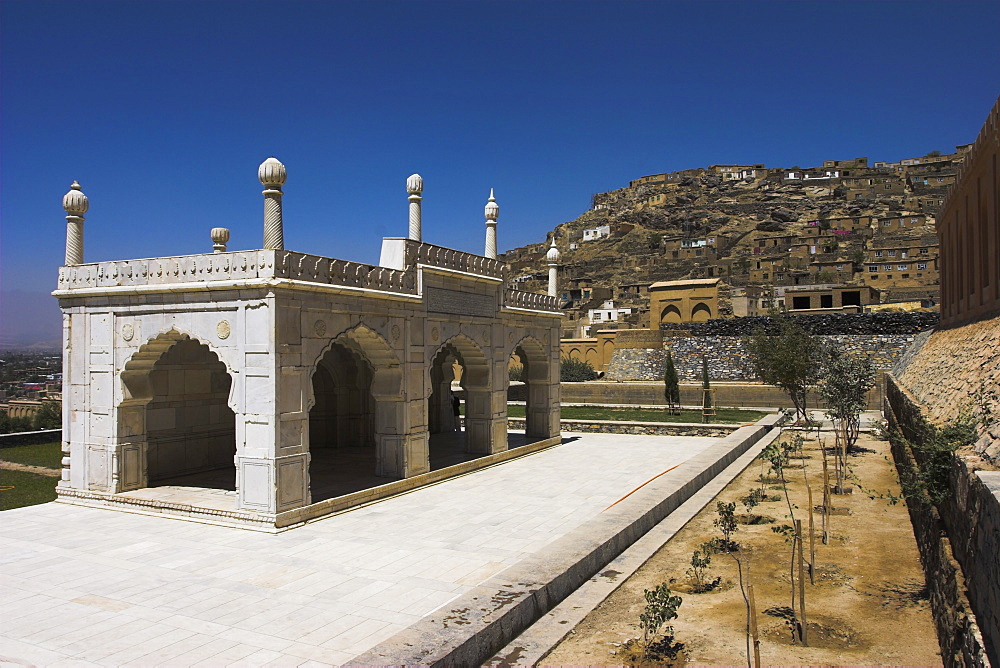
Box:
xmin=2 ymin=0 xmax=998 ymax=347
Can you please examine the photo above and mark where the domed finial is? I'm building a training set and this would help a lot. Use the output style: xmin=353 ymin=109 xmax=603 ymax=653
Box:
xmin=546 ymin=238 xmax=560 ymax=262
xmin=406 ymin=173 xmax=423 ymax=195
xmin=484 ymin=188 xmax=499 ymax=221
xmin=211 ymin=227 xmax=230 ymax=253
xmin=258 ymin=157 xmax=287 ymax=188
xmin=63 ymin=181 xmax=89 ymax=216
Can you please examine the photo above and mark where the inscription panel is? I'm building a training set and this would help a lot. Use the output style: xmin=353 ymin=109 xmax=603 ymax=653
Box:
xmin=425 ymin=287 xmax=495 ymax=318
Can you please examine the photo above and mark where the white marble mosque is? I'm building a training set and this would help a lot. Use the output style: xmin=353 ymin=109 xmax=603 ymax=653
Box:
xmin=53 ymin=160 xmax=563 ymax=529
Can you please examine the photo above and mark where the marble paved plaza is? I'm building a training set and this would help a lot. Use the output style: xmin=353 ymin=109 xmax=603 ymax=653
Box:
xmin=1 ymin=433 xmax=718 ymax=667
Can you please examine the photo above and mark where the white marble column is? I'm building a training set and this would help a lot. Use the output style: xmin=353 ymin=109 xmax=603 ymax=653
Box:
xmin=484 ymin=189 xmax=499 ymax=259
xmin=407 ymin=174 xmax=423 ymax=241
xmin=63 ymin=181 xmax=88 ymax=266
xmin=259 ymin=157 xmax=286 ymax=250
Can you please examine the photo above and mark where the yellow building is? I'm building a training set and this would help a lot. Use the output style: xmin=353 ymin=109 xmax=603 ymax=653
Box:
xmin=648 ymin=278 xmax=720 ymax=326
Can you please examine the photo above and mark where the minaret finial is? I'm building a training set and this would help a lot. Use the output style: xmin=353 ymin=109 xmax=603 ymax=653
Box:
xmin=259 ymin=157 xmax=286 ymax=250
xmin=484 ymin=189 xmax=499 ymax=258
xmin=63 ymin=181 xmax=89 ymax=265
xmin=407 ymin=173 xmax=423 ymax=241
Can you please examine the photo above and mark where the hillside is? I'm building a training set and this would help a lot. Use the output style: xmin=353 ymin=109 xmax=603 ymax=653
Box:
xmin=501 ymin=152 xmax=963 ymax=331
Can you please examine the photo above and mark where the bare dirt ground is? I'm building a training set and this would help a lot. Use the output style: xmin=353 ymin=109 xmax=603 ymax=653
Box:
xmin=544 ymin=429 xmax=942 ymax=667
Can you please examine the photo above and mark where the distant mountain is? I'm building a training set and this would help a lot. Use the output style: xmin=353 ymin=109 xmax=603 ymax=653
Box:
xmin=0 ymin=290 xmax=62 ymax=351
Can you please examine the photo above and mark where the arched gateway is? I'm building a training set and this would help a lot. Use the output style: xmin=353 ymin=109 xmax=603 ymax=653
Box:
xmin=53 ymin=164 xmax=561 ymax=528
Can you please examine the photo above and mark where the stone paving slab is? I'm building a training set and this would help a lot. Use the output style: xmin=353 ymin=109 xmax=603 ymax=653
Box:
xmin=352 ymin=417 xmax=779 ymax=666
xmin=0 ymin=432 xmax=732 ymax=667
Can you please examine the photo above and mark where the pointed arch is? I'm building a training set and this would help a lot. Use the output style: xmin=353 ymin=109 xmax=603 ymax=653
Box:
xmin=660 ymin=304 xmax=682 ymax=324
xmin=691 ymin=302 xmax=712 ymax=322
xmin=307 ymin=323 xmax=402 ymax=409
xmin=510 ymin=335 xmax=556 ymax=440
xmin=117 ymin=329 xmax=236 ymax=492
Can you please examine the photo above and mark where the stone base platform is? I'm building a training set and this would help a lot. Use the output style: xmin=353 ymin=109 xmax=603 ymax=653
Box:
xmin=55 ymin=431 xmax=560 ymax=532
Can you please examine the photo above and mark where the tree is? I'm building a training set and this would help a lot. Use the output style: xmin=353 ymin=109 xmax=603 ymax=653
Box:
xmin=663 ymin=350 xmax=680 ymax=414
xmin=744 ymin=316 xmax=825 ymax=422
xmin=33 ymin=400 xmax=62 ymax=430
xmin=819 ymin=347 xmax=876 ymax=453
xmin=639 ymin=583 xmax=682 ymax=653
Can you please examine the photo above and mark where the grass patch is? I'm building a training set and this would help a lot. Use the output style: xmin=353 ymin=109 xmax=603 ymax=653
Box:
xmin=0 ymin=441 xmax=62 ymax=469
xmin=502 ymin=405 xmax=766 ymax=424
xmin=0 ymin=469 xmax=58 ymax=510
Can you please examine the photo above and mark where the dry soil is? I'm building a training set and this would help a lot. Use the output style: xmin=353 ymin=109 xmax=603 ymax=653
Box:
xmin=543 ymin=429 xmax=942 ymax=667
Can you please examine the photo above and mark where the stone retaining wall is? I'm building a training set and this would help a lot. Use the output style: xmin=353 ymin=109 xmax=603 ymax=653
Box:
xmin=885 ymin=376 xmax=995 ymax=667
xmin=605 ymin=334 xmax=913 ymax=382
xmin=894 ymin=314 xmax=1000 ymax=461
xmin=537 ymin=381 xmax=881 ymax=410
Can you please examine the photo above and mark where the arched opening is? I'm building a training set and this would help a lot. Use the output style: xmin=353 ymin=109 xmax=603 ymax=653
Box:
xmin=585 ymin=347 xmax=600 ymax=368
xmin=691 ymin=302 xmax=712 ymax=322
xmin=428 ymin=335 xmax=494 ymax=468
xmin=512 ymin=336 xmax=554 ymax=444
xmin=660 ymin=304 xmax=683 ymax=324
xmin=119 ymin=333 xmax=236 ymax=493
xmin=307 ymin=341 xmax=385 ymax=501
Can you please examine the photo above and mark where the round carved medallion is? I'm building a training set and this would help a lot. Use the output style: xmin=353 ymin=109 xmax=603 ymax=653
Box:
xmin=121 ymin=323 xmax=134 ymax=341
xmin=314 ymin=319 xmax=327 ymax=337
xmin=431 ymin=326 xmax=439 ymax=342
xmin=391 ymin=324 xmax=401 ymax=342
xmin=217 ymin=320 xmax=231 ymax=339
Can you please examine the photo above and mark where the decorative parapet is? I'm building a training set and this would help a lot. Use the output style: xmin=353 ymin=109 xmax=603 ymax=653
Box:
xmin=274 ymin=251 xmax=416 ymax=294
xmin=404 ymin=239 xmax=506 ymax=279
xmin=56 ymin=249 xmax=417 ymax=296
xmin=504 ymin=288 xmax=560 ymax=312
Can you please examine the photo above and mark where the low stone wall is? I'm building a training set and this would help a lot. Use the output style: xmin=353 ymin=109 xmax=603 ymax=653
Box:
xmin=885 ymin=374 xmax=996 ymax=666
xmin=0 ymin=429 xmax=61 ymax=448
xmin=606 ymin=334 xmax=917 ymax=381
xmin=548 ymin=381 xmax=882 ymax=411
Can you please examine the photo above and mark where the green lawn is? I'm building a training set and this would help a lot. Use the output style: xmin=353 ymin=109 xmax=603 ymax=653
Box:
xmin=0 ymin=441 xmax=63 ymax=468
xmin=503 ymin=405 xmax=766 ymax=424
xmin=0 ymin=469 xmax=58 ymax=511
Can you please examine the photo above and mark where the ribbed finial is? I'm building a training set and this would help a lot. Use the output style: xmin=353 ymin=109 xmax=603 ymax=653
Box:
xmin=63 ymin=181 xmax=89 ymax=216
xmin=485 ymin=188 xmax=499 ymax=221
xmin=546 ymin=239 xmax=560 ymax=262
xmin=406 ymin=173 xmax=423 ymax=195
xmin=258 ymin=157 xmax=287 ymax=188
xmin=211 ymin=227 xmax=230 ymax=253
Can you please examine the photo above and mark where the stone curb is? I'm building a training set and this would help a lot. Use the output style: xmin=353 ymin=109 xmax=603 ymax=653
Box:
xmin=349 ymin=414 xmax=783 ymax=667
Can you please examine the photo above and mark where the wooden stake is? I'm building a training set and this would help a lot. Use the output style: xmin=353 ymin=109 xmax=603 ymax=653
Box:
xmin=808 ymin=485 xmax=816 ymax=584
xmin=822 ymin=460 xmax=830 ymax=545
xmin=748 ymin=583 xmax=761 ymax=668
xmin=796 ymin=519 xmax=808 ymax=646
